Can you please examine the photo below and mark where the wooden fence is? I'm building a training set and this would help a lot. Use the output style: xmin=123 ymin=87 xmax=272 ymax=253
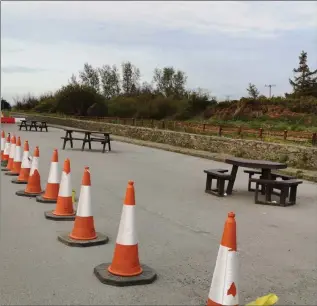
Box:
xmin=72 ymin=116 xmax=317 ymax=146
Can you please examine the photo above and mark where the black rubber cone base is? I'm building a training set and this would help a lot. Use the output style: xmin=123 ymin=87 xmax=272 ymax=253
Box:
xmin=36 ymin=195 xmax=57 ymax=204
xmin=93 ymin=263 xmax=157 ymax=287
xmin=16 ymin=189 xmax=42 ymax=198
xmin=57 ymin=232 xmax=109 ymax=247
xmin=44 ymin=210 xmax=76 ymax=221
xmin=1 ymin=168 xmax=10 ymax=172
xmin=5 ymin=172 xmax=19 ymax=176
xmin=11 ymin=178 xmax=28 ymax=184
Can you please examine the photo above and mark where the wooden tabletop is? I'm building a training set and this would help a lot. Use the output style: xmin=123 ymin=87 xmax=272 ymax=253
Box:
xmin=225 ymin=157 xmax=287 ymax=170
xmin=63 ymin=128 xmax=110 ymax=134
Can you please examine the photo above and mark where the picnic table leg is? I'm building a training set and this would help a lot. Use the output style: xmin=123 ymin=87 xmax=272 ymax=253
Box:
xmin=88 ymin=134 xmax=92 ymax=150
xmin=280 ymin=187 xmax=288 ymax=206
xmin=261 ymin=169 xmax=271 ymax=195
xmin=82 ymin=133 xmax=88 ymax=151
xmin=63 ymin=131 xmax=68 ymax=150
xmin=205 ymin=174 xmax=212 ymax=192
xmin=226 ymin=165 xmax=238 ymax=195
xmin=69 ymin=132 xmax=74 ymax=148
xmin=265 ymin=184 xmax=272 ymax=203
xmin=107 ymin=136 xmax=111 ymax=151
xmin=44 ymin=123 xmax=48 ymax=132
xmin=289 ymin=186 xmax=298 ymax=205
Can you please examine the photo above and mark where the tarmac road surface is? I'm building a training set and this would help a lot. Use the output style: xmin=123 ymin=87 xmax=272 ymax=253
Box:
xmin=1 ymin=124 xmax=317 ymax=305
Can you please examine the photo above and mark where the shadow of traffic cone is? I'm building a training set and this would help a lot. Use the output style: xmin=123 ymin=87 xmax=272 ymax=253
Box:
xmin=36 ymin=149 xmax=60 ymax=203
xmin=3 ymin=135 xmax=16 ymax=172
xmin=5 ymin=136 xmax=22 ymax=176
xmin=45 ymin=158 xmax=76 ymax=221
xmin=57 ymin=167 xmax=109 ymax=247
xmin=1 ymin=133 xmax=10 ymax=167
xmin=16 ymin=146 xmax=42 ymax=197
xmin=206 ymin=212 xmax=239 ymax=306
xmin=12 ymin=141 xmax=31 ymax=184
xmin=94 ymin=180 xmax=157 ymax=287
xmin=1 ymin=131 xmax=5 ymax=161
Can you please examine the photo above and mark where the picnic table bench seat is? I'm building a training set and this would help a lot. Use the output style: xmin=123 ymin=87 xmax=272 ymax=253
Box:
xmin=250 ymin=178 xmax=303 ymax=206
xmin=204 ymin=169 xmax=233 ymax=197
xmin=244 ymin=169 xmax=296 ymax=192
xmin=19 ymin=120 xmax=48 ymax=132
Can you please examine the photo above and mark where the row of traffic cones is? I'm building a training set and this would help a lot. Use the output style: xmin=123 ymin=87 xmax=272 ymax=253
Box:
xmin=1 ymin=129 xmax=242 ymax=304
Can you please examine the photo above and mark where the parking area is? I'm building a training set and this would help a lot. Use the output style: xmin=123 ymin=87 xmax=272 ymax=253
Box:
xmin=1 ymin=124 xmax=317 ymax=305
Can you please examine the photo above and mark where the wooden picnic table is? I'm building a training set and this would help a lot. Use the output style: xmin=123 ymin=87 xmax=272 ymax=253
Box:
xmin=19 ymin=120 xmax=48 ymax=132
xmin=61 ymin=128 xmax=111 ymax=153
xmin=224 ymin=157 xmax=287 ymax=195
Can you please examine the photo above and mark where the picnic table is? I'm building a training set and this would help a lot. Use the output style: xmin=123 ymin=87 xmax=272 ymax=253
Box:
xmin=18 ymin=120 xmax=48 ymax=132
xmin=224 ymin=157 xmax=287 ymax=194
xmin=61 ymin=128 xmax=111 ymax=153
xmin=204 ymin=157 xmax=303 ymax=206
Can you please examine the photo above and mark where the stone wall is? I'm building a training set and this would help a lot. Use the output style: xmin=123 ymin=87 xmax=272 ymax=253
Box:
xmin=16 ymin=113 xmax=317 ymax=170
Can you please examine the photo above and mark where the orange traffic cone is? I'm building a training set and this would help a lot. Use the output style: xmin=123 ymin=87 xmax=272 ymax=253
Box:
xmin=58 ymin=167 xmax=108 ymax=247
xmin=1 ymin=130 xmax=5 ymax=161
xmin=16 ymin=146 xmax=42 ymax=197
xmin=206 ymin=212 xmax=239 ymax=306
xmin=45 ymin=158 xmax=76 ymax=220
xmin=94 ymin=181 xmax=157 ymax=286
xmin=3 ymin=135 xmax=16 ymax=172
xmin=5 ymin=136 xmax=22 ymax=176
xmin=36 ymin=149 xmax=60 ymax=203
xmin=12 ymin=141 xmax=31 ymax=184
xmin=1 ymin=133 xmax=10 ymax=167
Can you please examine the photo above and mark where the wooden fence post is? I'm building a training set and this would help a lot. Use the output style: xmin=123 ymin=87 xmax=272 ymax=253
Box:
xmin=312 ymin=133 xmax=317 ymax=146
xmin=283 ymin=130 xmax=288 ymax=140
xmin=259 ymin=128 xmax=263 ymax=140
xmin=238 ymin=126 xmax=242 ymax=136
xmin=203 ymin=123 xmax=206 ymax=132
xmin=218 ymin=126 xmax=222 ymax=137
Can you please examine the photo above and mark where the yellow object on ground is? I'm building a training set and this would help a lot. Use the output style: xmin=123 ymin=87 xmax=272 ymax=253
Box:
xmin=246 ymin=293 xmax=279 ymax=306
xmin=72 ymin=189 xmax=76 ymax=205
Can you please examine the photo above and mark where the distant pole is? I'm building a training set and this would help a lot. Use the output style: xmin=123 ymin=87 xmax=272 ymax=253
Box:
xmin=225 ymin=95 xmax=231 ymax=102
xmin=265 ymin=84 xmax=276 ymax=98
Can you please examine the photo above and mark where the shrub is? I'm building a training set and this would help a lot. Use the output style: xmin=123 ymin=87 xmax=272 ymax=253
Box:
xmin=54 ymin=84 xmax=107 ymax=116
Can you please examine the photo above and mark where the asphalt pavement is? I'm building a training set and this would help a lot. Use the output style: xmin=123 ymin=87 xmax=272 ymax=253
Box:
xmin=0 ymin=124 xmax=316 ymax=305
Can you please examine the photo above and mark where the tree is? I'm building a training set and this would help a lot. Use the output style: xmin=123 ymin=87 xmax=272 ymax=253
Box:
xmin=246 ymin=83 xmax=260 ymax=99
xmin=98 ymin=65 xmax=121 ymax=99
xmin=1 ymin=98 xmax=12 ymax=110
xmin=121 ymin=61 xmax=140 ymax=96
xmin=289 ymin=51 xmax=317 ymax=97
xmin=54 ymin=84 xmax=106 ymax=116
xmin=79 ymin=63 xmax=100 ymax=92
xmin=153 ymin=67 xmax=187 ymax=98
xmin=68 ymin=73 xmax=78 ymax=85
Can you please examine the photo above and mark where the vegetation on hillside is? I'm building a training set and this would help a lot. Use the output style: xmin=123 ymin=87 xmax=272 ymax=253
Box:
xmin=10 ymin=51 xmax=317 ymax=130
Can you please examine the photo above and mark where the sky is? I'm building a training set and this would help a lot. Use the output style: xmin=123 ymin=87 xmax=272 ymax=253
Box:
xmin=1 ymin=1 xmax=317 ymax=103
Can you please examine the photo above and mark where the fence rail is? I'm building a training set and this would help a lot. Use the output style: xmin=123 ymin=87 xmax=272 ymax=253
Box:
xmin=71 ymin=116 xmax=317 ymax=146
xmin=12 ymin=112 xmax=317 ymax=146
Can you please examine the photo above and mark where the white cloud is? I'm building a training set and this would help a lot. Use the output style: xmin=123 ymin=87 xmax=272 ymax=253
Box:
xmin=1 ymin=1 xmax=316 ymax=101
xmin=2 ymin=1 xmax=317 ymax=37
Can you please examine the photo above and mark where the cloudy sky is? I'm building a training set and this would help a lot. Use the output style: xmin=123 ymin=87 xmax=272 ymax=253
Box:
xmin=1 ymin=1 xmax=317 ymax=102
